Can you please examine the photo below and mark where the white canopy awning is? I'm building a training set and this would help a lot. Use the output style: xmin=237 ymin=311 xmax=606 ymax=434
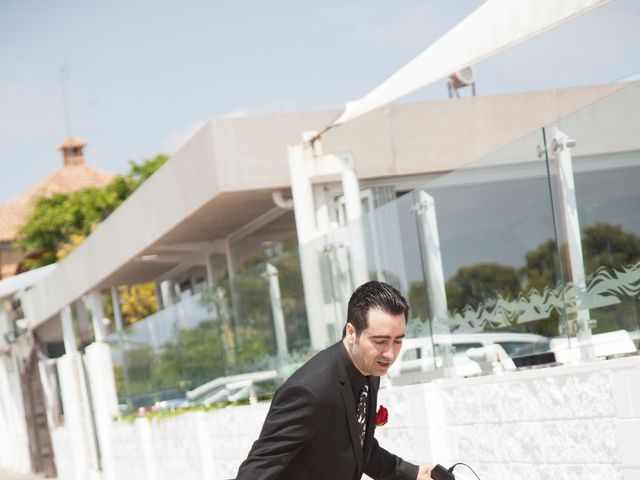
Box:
xmin=328 ymin=0 xmax=610 ymax=129
xmin=0 ymin=264 xmax=57 ymax=301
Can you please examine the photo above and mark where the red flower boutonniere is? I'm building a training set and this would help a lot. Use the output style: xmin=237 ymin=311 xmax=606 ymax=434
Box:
xmin=375 ymin=405 xmax=388 ymax=427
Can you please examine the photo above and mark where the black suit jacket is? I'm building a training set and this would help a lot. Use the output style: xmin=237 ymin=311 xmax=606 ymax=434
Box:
xmin=235 ymin=342 xmax=418 ymax=480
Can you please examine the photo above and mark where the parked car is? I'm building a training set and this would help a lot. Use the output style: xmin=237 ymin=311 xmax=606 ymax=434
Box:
xmin=387 ymin=332 xmax=551 ymax=378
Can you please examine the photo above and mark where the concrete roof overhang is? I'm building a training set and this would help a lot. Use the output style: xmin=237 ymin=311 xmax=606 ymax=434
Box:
xmin=24 ymin=84 xmax=628 ymax=339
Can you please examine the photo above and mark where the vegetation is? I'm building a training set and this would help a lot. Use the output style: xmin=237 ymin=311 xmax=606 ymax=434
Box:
xmin=14 ymin=155 xmax=168 ymax=327
xmin=14 ymin=154 xmax=168 ymax=271
xmin=408 ymin=222 xmax=640 ymax=336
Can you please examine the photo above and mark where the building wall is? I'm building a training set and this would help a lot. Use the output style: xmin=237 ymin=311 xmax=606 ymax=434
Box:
xmin=24 ymin=84 xmax=630 ymax=332
xmin=49 ymin=354 xmax=640 ymax=480
xmin=0 ymin=353 xmax=31 ymax=473
xmin=375 ymin=355 xmax=640 ymax=480
xmin=0 ymin=245 xmax=22 ymax=279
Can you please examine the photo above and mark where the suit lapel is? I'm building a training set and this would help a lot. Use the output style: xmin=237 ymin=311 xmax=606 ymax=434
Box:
xmin=335 ymin=345 xmax=364 ymax=475
xmin=364 ymin=376 xmax=379 ymax=456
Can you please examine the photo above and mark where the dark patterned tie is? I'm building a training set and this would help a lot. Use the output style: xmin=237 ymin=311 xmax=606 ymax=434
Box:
xmin=356 ymin=382 xmax=369 ymax=447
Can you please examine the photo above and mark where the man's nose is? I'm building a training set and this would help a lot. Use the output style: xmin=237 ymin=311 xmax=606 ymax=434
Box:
xmin=382 ymin=348 xmax=396 ymax=360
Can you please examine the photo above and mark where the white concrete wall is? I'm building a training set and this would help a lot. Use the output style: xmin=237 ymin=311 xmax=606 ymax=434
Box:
xmin=83 ymin=343 xmax=120 ymax=480
xmin=0 ymin=353 xmax=31 ymax=473
xmin=52 ymin=404 xmax=269 ymax=480
xmin=374 ymin=355 xmax=640 ymax=480
xmin=50 ymin=355 xmax=640 ymax=480
xmin=54 ymin=353 xmax=101 ymax=480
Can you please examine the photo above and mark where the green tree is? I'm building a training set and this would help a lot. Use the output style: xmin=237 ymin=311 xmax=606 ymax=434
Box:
xmin=152 ymin=320 xmax=226 ymax=394
xmin=14 ymin=154 xmax=168 ymax=271
xmin=446 ymin=262 xmax=521 ymax=313
xmin=582 ymin=223 xmax=640 ymax=272
xmin=523 ymin=223 xmax=640 ymax=334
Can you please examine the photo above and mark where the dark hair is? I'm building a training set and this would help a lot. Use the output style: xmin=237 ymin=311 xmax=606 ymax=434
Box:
xmin=342 ymin=281 xmax=410 ymax=337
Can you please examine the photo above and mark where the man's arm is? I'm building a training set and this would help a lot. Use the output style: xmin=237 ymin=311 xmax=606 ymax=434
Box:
xmin=364 ymin=438 xmax=432 ymax=480
xmin=235 ymin=383 xmax=322 ymax=480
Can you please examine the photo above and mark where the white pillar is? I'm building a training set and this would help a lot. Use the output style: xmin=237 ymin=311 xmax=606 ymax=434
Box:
xmin=0 ymin=352 xmax=30 ymax=473
xmin=154 ymin=282 xmax=164 ymax=310
xmin=416 ymin=192 xmax=449 ymax=323
xmin=552 ymin=127 xmax=594 ymax=360
xmin=288 ymin=142 xmax=330 ymax=349
xmin=265 ymin=263 xmax=289 ymax=359
xmin=339 ymin=152 xmax=369 ymax=288
xmin=415 ymin=191 xmax=453 ymax=376
xmin=313 ymin=185 xmax=331 ymax=234
xmin=84 ymin=342 xmax=120 ymax=480
xmin=56 ymin=351 xmax=100 ymax=479
xmin=159 ymin=281 xmax=175 ymax=308
xmin=224 ymin=238 xmax=243 ymax=335
xmin=110 ymin=287 xmax=124 ymax=332
xmin=88 ymin=290 xmax=107 ymax=343
xmin=205 ymin=253 xmax=216 ymax=289
xmin=289 ymin=142 xmax=317 ymax=245
xmin=61 ymin=305 xmax=77 ymax=354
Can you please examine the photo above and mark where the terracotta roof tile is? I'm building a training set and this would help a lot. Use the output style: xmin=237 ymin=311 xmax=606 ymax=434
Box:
xmin=0 ymin=164 xmax=115 ymax=242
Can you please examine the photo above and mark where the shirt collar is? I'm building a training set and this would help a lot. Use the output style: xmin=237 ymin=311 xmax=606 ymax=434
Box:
xmin=340 ymin=341 xmax=368 ymax=400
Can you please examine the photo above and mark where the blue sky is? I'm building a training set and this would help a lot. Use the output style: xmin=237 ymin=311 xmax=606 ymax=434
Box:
xmin=1 ymin=0 xmax=639 ymax=203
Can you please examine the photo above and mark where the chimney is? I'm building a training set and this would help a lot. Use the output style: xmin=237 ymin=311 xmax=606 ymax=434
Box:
xmin=57 ymin=136 xmax=86 ymax=166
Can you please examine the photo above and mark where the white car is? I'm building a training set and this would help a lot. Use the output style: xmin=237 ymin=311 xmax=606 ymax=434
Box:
xmin=388 ymin=332 xmax=550 ymax=378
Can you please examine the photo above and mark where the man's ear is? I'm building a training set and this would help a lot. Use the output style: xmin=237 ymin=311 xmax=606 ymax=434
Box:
xmin=345 ymin=323 xmax=356 ymax=343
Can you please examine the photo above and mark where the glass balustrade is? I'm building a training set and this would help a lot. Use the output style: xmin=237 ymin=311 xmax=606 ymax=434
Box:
xmin=108 ymin=80 xmax=640 ymax=410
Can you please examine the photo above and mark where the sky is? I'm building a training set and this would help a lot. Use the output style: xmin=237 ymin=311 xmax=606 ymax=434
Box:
xmin=1 ymin=0 xmax=639 ymax=203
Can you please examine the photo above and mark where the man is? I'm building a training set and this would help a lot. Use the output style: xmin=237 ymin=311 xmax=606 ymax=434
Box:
xmin=236 ymin=281 xmax=433 ymax=480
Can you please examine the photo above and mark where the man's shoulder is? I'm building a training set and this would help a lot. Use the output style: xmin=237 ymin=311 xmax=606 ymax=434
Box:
xmin=279 ymin=342 xmax=343 ymax=394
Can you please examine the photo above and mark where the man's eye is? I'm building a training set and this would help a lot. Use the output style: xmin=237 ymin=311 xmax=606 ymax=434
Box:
xmin=393 ymin=340 xmax=403 ymax=345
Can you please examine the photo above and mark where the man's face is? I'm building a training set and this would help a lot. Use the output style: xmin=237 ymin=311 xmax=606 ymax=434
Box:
xmin=344 ymin=307 xmax=406 ymax=377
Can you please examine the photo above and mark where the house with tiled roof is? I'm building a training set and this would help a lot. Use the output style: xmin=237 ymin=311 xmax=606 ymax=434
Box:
xmin=0 ymin=137 xmax=114 ymax=278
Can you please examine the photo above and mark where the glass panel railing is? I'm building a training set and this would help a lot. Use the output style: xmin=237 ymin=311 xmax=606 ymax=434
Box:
xmin=107 ymin=244 xmax=313 ymax=413
xmin=106 ymin=292 xmax=223 ymax=411
xmin=398 ymin=127 xmax=561 ymax=379
xmin=544 ymin=80 xmax=640 ymax=361
xmin=107 ymin=80 xmax=640 ymax=407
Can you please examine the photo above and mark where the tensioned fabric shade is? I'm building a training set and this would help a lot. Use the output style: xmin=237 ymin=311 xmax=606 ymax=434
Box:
xmin=326 ymin=0 xmax=611 ymax=130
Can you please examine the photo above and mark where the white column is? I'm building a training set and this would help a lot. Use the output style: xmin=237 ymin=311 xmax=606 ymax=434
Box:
xmin=110 ymin=287 xmax=124 ymax=332
xmin=61 ymin=305 xmax=77 ymax=354
xmin=0 ymin=353 xmax=30 ymax=473
xmin=205 ymin=253 xmax=216 ymax=289
xmin=415 ymin=191 xmax=453 ymax=376
xmin=339 ymin=152 xmax=369 ymax=289
xmin=416 ymin=192 xmax=449 ymax=323
xmin=265 ymin=263 xmax=289 ymax=359
xmin=56 ymin=351 xmax=100 ymax=480
xmin=154 ymin=282 xmax=164 ymax=310
xmin=313 ymin=185 xmax=331 ymax=234
xmin=159 ymin=281 xmax=175 ymax=308
xmin=288 ymin=142 xmax=330 ymax=349
xmin=88 ymin=290 xmax=107 ymax=343
xmin=84 ymin=342 xmax=120 ymax=480
xmin=552 ymin=127 xmax=594 ymax=360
